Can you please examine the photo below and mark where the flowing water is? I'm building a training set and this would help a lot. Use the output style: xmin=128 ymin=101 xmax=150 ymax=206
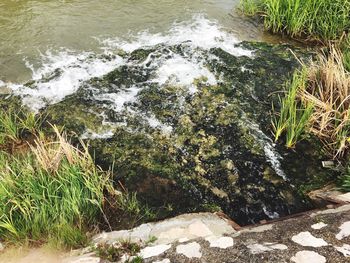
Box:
xmin=0 ymin=1 xmax=330 ymax=225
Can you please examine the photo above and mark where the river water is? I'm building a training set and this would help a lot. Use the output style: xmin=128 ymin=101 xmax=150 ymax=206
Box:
xmin=0 ymin=0 xmax=270 ymax=83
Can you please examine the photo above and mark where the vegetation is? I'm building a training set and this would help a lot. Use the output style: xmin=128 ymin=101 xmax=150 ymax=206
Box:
xmin=273 ymin=47 xmax=350 ymax=158
xmin=0 ymin=108 xmax=151 ymax=249
xmin=240 ymin=0 xmax=350 ymax=42
xmin=94 ymin=241 xmax=142 ymax=262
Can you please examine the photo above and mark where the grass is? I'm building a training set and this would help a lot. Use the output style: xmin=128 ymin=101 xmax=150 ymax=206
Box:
xmin=0 ymin=127 xmax=111 ymax=248
xmin=273 ymin=68 xmax=314 ymax=148
xmin=0 ymin=109 xmax=152 ymax=249
xmin=273 ymin=47 xmax=350 ymax=157
xmin=240 ymin=0 xmax=350 ymax=42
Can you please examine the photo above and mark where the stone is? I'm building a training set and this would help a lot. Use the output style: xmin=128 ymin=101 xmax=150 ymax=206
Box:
xmin=93 ymin=213 xmax=235 ymax=246
xmin=337 ymin=193 xmax=350 ymax=203
xmin=140 ymin=244 xmax=171 ymax=259
xmin=247 ymin=243 xmax=288 ymax=254
xmin=176 ymin=242 xmax=202 ymax=258
xmin=153 ymin=259 xmax=171 ymax=263
xmin=336 ymin=221 xmax=350 ymax=240
xmin=188 ymin=221 xmax=213 ymax=237
xmin=205 ymin=236 xmax=234 ymax=249
xmin=64 ymin=253 xmax=101 ymax=263
xmin=335 ymin=244 xmax=350 ymax=257
xmin=0 ymin=86 xmax=12 ymax=95
xmin=291 ymin=251 xmax=326 ymax=263
xmin=311 ymin=222 xmax=328 ymax=230
xmin=0 ymin=242 xmax=4 ymax=252
xmin=291 ymin=232 xmax=328 ymax=247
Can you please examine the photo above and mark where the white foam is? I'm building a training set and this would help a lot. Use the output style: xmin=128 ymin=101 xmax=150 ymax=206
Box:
xmin=10 ymin=51 xmax=124 ymax=112
xmin=102 ymin=15 xmax=252 ymax=57
xmin=93 ymin=86 xmax=140 ymax=112
xmin=152 ymin=54 xmax=217 ymax=89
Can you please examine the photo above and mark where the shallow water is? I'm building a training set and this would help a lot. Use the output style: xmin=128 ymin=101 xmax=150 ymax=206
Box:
xmin=0 ymin=0 xmax=270 ymax=82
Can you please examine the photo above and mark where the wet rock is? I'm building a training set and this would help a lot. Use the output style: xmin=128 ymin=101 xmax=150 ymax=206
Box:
xmin=0 ymin=86 xmax=12 ymax=95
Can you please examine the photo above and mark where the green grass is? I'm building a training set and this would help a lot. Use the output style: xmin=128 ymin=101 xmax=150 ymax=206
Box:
xmin=240 ymin=0 xmax=350 ymax=42
xmin=0 ymin=109 xmax=43 ymax=144
xmin=273 ymin=68 xmax=313 ymax=148
xmin=0 ymin=130 xmax=111 ymax=248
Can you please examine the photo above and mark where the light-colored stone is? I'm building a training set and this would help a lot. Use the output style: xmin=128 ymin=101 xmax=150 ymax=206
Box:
xmin=64 ymin=253 xmax=101 ymax=263
xmin=335 ymin=244 xmax=350 ymax=257
xmin=247 ymin=242 xmax=288 ymax=254
xmin=291 ymin=232 xmax=328 ymax=247
xmin=0 ymin=242 xmax=4 ymax=252
xmin=310 ymin=204 xmax=350 ymax=217
xmin=291 ymin=251 xmax=326 ymax=263
xmin=337 ymin=192 xmax=350 ymax=203
xmin=311 ymin=222 xmax=328 ymax=230
xmin=140 ymin=244 xmax=171 ymax=259
xmin=205 ymin=236 xmax=234 ymax=249
xmin=336 ymin=221 xmax=350 ymax=240
xmin=93 ymin=213 xmax=235 ymax=246
xmin=188 ymin=221 xmax=213 ymax=237
xmin=176 ymin=242 xmax=202 ymax=258
xmin=153 ymin=259 xmax=171 ymax=263
xmin=233 ymin=224 xmax=273 ymax=237
xmin=178 ymin=237 xmax=189 ymax=243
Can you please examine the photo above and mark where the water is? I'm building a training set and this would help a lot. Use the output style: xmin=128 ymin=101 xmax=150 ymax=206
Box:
xmin=0 ymin=0 xmax=268 ymax=82
xmin=0 ymin=1 xmax=327 ymax=224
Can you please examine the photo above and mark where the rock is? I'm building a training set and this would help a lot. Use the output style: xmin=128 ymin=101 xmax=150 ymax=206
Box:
xmin=0 ymin=86 xmax=12 ymax=95
xmin=93 ymin=213 xmax=235 ymax=245
xmin=291 ymin=231 xmax=328 ymax=247
xmin=140 ymin=244 xmax=171 ymax=259
xmin=335 ymin=244 xmax=350 ymax=257
xmin=205 ymin=236 xmax=234 ymax=249
xmin=176 ymin=242 xmax=202 ymax=258
xmin=63 ymin=253 xmax=101 ymax=263
xmin=311 ymin=222 xmax=328 ymax=230
xmin=153 ymin=259 xmax=171 ymax=263
xmin=247 ymin=242 xmax=288 ymax=254
xmin=291 ymin=251 xmax=326 ymax=263
xmin=0 ymin=242 xmax=4 ymax=252
xmin=336 ymin=221 xmax=350 ymax=240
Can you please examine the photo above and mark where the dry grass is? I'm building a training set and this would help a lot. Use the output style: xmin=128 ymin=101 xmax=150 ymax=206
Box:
xmin=298 ymin=47 xmax=350 ymax=157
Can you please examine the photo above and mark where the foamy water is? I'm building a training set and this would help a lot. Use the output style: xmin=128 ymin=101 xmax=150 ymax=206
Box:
xmin=3 ymin=16 xmax=252 ymax=114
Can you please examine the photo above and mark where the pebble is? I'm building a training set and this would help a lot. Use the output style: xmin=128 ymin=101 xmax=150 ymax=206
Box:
xmin=336 ymin=221 xmax=350 ymax=240
xmin=140 ymin=244 xmax=171 ymax=259
xmin=176 ymin=242 xmax=202 ymax=258
xmin=335 ymin=244 xmax=350 ymax=257
xmin=206 ymin=236 xmax=234 ymax=249
xmin=291 ymin=231 xmax=328 ymax=247
xmin=311 ymin=222 xmax=328 ymax=230
xmin=291 ymin=250 xmax=326 ymax=263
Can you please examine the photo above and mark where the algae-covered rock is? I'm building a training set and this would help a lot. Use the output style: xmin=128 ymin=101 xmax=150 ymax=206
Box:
xmin=15 ymin=41 xmax=328 ymax=225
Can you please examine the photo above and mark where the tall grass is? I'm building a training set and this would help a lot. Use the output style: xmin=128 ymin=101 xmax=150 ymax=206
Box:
xmin=240 ymin=0 xmax=350 ymax=42
xmin=0 ymin=128 xmax=111 ymax=248
xmin=273 ymin=68 xmax=314 ymax=148
xmin=274 ymin=47 xmax=350 ymax=157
